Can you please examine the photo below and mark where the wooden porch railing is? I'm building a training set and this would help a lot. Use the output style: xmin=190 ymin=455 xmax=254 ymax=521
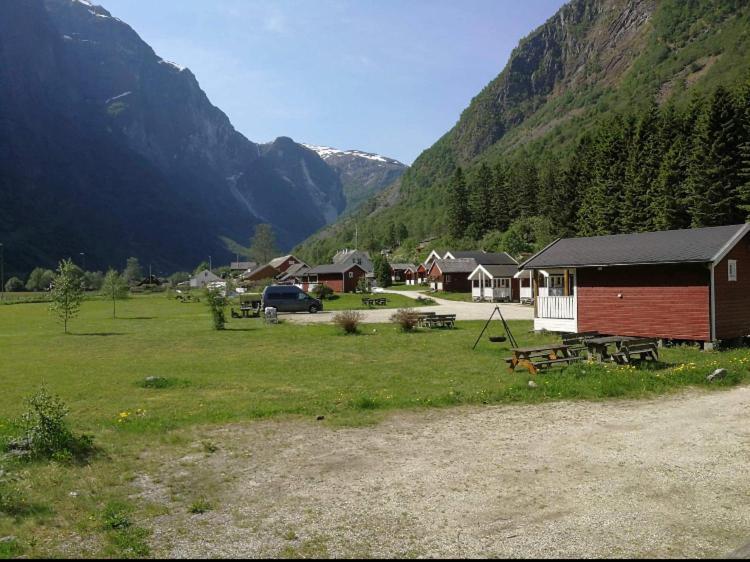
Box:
xmin=537 ymin=296 xmax=575 ymax=319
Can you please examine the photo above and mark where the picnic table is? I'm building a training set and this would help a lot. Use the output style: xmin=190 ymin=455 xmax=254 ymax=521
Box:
xmin=505 ymin=343 xmax=581 ymax=374
xmin=585 ymin=336 xmax=658 ymax=363
xmin=415 ymin=311 xmax=436 ymax=327
xmin=362 ymin=297 xmax=388 ymax=307
xmin=423 ymin=313 xmax=456 ymax=329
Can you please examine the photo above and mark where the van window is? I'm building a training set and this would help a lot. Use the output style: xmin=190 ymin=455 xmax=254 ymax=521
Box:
xmin=297 ymin=292 xmax=307 ymax=300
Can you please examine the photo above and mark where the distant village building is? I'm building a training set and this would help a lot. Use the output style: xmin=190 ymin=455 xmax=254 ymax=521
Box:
xmin=230 ymin=261 xmax=257 ymax=274
xmin=332 ymin=249 xmax=373 ymax=273
xmin=298 ymin=263 xmax=368 ymax=293
xmin=189 ymin=269 xmax=222 ymax=289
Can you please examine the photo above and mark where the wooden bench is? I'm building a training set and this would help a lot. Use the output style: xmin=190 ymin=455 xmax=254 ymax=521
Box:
xmin=505 ymin=344 xmax=578 ymax=375
xmin=423 ymin=314 xmax=456 ymax=329
xmin=415 ymin=312 xmax=436 ymax=327
xmin=610 ymin=338 xmax=659 ymax=364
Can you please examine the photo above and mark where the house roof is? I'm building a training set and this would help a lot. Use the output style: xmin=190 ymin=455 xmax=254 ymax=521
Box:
xmin=305 ymin=263 xmax=367 ymax=275
xmin=332 ymin=249 xmax=370 ymax=264
xmin=268 ymin=255 xmax=297 ymax=268
xmin=432 ymin=258 xmax=478 ymax=274
xmin=240 ymin=263 xmax=278 ymax=279
xmin=521 ymin=224 xmax=750 ymax=269
xmin=390 ymin=263 xmax=416 ymax=271
xmin=447 ymin=251 xmax=518 ymax=265
xmin=468 ymin=264 xmax=520 ymax=279
xmin=277 ymin=263 xmax=309 ymax=280
xmin=192 ymin=270 xmax=221 ymax=282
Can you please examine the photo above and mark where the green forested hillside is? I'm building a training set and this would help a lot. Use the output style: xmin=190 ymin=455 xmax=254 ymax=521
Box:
xmin=295 ymin=0 xmax=750 ymax=264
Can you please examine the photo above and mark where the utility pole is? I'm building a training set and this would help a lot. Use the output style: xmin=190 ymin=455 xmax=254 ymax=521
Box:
xmin=355 ymin=224 xmax=358 ymax=250
xmin=208 ymin=255 xmax=212 ymax=271
xmin=79 ymin=252 xmax=86 ymax=272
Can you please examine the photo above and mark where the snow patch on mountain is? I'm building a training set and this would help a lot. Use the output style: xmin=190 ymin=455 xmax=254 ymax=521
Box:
xmin=302 ymin=143 xmax=403 ymax=166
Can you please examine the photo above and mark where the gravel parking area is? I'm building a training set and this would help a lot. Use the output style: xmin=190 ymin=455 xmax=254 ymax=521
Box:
xmin=283 ymin=290 xmax=534 ymax=324
xmin=141 ymin=387 xmax=750 ymax=558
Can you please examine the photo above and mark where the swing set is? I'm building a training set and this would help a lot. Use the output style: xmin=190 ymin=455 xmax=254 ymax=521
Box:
xmin=472 ymin=305 xmax=518 ymax=350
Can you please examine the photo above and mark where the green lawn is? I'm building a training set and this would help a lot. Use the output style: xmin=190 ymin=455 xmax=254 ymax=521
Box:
xmin=0 ymin=294 xmax=749 ymax=557
xmin=319 ymin=291 xmax=429 ymax=310
xmin=386 ymin=283 xmax=428 ymax=292
xmin=430 ymin=290 xmax=473 ymax=302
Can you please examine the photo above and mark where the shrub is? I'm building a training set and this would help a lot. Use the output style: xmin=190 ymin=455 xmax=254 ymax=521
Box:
xmin=4 ymin=277 xmax=24 ymax=292
xmin=390 ymin=308 xmax=420 ymax=332
xmin=311 ymin=284 xmax=334 ymax=300
xmin=189 ymin=497 xmax=213 ymax=514
xmin=0 ymin=466 xmax=24 ymax=515
xmin=332 ymin=310 xmax=363 ymax=334
xmin=205 ymin=288 xmax=226 ymax=330
xmin=8 ymin=386 xmax=94 ymax=461
xmin=356 ymin=277 xmax=372 ymax=294
xmin=136 ymin=376 xmax=187 ymax=389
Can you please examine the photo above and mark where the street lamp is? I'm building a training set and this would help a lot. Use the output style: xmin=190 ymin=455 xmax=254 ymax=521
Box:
xmin=79 ymin=252 xmax=86 ymax=272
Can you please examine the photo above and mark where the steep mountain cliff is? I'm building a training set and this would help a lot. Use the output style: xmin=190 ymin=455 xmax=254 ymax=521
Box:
xmin=0 ymin=0 xmax=345 ymax=275
xmin=295 ymin=0 xmax=750 ymax=263
xmin=302 ymin=144 xmax=408 ymax=213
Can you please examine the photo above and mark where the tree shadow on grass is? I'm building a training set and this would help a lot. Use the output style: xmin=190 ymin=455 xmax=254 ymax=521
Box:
xmin=225 ymin=327 xmax=257 ymax=332
xmin=117 ymin=316 xmax=155 ymax=320
xmin=71 ymin=332 xmax=125 ymax=337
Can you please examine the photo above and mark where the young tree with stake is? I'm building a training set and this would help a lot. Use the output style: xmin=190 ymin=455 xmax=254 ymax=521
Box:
xmin=100 ymin=268 xmax=129 ymax=319
xmin=50 ymin=259 xmax=84 ymax=334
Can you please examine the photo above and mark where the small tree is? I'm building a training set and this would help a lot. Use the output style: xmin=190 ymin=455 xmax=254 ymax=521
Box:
xmin=4 ymin=277 xmax=23 ymax=292
xmin=373 ymin=254 xmax=391 ymax=288
xmin=50 ymin=259 xmax=84 ymax=334
xmin=332 ymin=310 xmax=362 ymax=334
xmin=205 ymin=287 xmax=226 ymax=330
xmin=311 ymin=284 xmax=334 ymax=300
xmin=390 ymin=308 xmax=420 ymax=332
xmin=100 ymin=269 xmax=129 ymax=319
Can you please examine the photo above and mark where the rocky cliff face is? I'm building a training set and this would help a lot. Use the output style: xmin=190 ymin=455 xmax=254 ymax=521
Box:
xmin=302 ymin=144 xmax=408 ymax=213
xmin=0 ymin=0 xmax=347 ymax=274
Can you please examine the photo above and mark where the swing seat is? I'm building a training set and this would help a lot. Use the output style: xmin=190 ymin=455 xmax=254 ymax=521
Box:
xmin=488 ymin=336 xmax=507 ymax=343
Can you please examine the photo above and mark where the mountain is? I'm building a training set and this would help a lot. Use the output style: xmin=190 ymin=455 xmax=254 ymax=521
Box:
xmin=295 ymin=0 xmax=750 ymax=264
xmin=302 ymin=144 xmax=408 ymax=213
xmin=0 ymin=0 xmax=344 ymax=276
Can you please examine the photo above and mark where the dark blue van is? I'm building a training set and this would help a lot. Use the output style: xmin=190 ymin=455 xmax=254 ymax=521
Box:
xmin=262 ymin=285 xmax=322 ymax=313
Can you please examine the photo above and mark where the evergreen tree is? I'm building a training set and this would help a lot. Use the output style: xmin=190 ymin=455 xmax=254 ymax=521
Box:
xmin=50 ymin=259 xmax=84 ymax=334
xmin=467 ymin=162 xmax=495 ymax=239
xmin=623 ymin=104 xmax=660 ymax=232
xmin=249 ymin=223 xmax=279 ymax=264
xmin=687 ymin=86 xmax=744 ymax=226
xmin=122 ymin=257 xmax=143 ymax=285
xmin=737 ymin=80 xmax=750 ymax=217
xmin=100 ymin=268 xmax=129 ymax=319
xmin=490 ymin=162 xmax=511 ymax=232
xmin=507 ymin=156 xmax=538 ymax=220
xmin=536 ymin=155 xmax=561 ymax=226
xmin=446 ymin=168 xmax=470 ymax=239
xmin=372 ymin=254 xmax=391 ymax=287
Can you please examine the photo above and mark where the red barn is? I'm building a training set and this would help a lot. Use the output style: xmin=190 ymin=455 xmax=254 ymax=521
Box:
xmin=520 ymin=224 xmax=750 ymax=347
xmin=298 ymin=263 xmax=367 ymax=293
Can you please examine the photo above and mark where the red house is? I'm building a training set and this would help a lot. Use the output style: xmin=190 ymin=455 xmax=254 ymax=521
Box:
xmin=298 ymin=263 xmax=367 ymax=293
xmin=520 ymin=224 xmax=750 ymax=347
xmin=427 ymin=259 xmax=476 ymax=292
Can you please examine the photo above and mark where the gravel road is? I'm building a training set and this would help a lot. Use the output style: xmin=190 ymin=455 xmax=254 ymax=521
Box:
xmin=142 ymin=387 xmax=750 ymax=558
xmin=283 ymin=290 xmax=534 ymax=324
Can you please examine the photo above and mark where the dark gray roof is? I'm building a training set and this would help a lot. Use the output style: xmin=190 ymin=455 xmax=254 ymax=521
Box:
xmin=470 ymin=264 xmax=520 ymax=278
xmin=390 ymin=263 xmax=416 ymax=270
xmin=305 ymin=263 xmax=367 ymax=275
xmin=448 ymin=251 xmax=518 ymax=265
xmin=277 ymin=263 xmax=309 ymax=279
xmin=521 ymin=224 xmax=749 ymax=269
xmin=432 ymin=258 xmax=477 ymax=273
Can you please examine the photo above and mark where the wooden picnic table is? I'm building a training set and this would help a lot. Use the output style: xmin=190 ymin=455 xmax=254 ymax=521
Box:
xmin=361 ymin=297 xmax=388 ymax=307
xmin=585 ymin=336 xmax=639 ymax=362
xmin=506 ymin=343 xmax=577 ymax=374
xmin=423 ymin=313 xmax=456 ymax=329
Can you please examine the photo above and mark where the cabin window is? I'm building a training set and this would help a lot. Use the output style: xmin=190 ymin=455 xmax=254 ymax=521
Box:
xmin=348 ymin=271 xmax=354 ymax=278
xmin=484 ymin=279 xmax=491 ymax=288
xmin=445 ymin=275 xmax=451 ymax=283
xmin=472 ymin=279 xmax=479 ymax=288
xmin=729 ymin=260 xmax=738 ymax=282
xmin=309 ymin=275 xmax=318 ymax=283
xmin=498 ymin=278 xmax=509 ymax=288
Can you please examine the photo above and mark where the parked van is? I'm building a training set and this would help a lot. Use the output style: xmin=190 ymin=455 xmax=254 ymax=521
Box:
xmin=261 ymin=285 xmax=323 ymax=313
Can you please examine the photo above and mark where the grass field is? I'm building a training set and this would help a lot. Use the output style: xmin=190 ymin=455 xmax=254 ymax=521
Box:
xmin=0 ymin=294 xmax=748 ymax=557
xmin=430 ymin=291 xmax=473 ymax=302
xmin=385 ymin=283 xmax=427 ymax=292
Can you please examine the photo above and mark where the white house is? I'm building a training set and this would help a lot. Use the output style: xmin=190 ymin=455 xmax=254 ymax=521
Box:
xmin=468 ymin=264 xmax=520 ymax=302
xmin=189 ymin=269 xmax=223 ymax=289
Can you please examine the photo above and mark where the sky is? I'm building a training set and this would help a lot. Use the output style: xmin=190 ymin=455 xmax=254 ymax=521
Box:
xmin=102 ymin=0 xmax=566 ymax=164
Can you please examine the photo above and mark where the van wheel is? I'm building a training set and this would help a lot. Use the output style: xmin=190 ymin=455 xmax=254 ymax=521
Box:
xmin=309 ymin=305 xmax=319 ymax=314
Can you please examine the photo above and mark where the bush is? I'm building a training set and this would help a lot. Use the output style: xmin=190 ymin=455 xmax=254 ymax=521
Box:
xmin=390 ymin=308 xmax=420 ymax=332
xmin=311 ymin=284 xmax=334 ymax=300
xmin=7 ymin=386 xmax=94 ymax=461
xmin=332 ymin=310 xmax=363 ymax=334
xmin=4 ymin=277 xmax=24 ymax=292
xmin=205 ymin=288 xmax=226 ymax=330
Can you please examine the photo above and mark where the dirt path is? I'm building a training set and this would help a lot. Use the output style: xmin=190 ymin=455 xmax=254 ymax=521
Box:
xmin=141 ymin=387 xmax=750 ymax=558
xmin=283 ymin=290 xmax=534 ymax=324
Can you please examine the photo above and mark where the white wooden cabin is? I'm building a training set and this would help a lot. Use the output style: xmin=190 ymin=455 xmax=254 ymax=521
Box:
xmin=468 ymin=264 xmax=518 ymax=302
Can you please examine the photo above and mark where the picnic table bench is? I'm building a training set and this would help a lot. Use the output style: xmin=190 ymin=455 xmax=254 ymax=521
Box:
xmin=415 ymin=311 xmax=436 ymax=327
xmin=584 ymin=336 xmax=658 ymax=363
xmin=504 ymin=343 xmax=582 ymax=375
xmin=422 ymin=313 xmax=456 ymax=329
xmin=561 ymin=331 xmax=600 ymax=357
xmin=362 ymin=297 xmax=388 ymax=307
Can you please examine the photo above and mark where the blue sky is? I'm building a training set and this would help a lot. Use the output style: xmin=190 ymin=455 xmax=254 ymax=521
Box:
xmin=102 ymin=0 xmax=566 ymax=164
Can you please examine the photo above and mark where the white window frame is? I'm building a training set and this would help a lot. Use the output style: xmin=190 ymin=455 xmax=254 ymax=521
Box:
xmin=728 ymin=259 xmax=737 ymax=282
